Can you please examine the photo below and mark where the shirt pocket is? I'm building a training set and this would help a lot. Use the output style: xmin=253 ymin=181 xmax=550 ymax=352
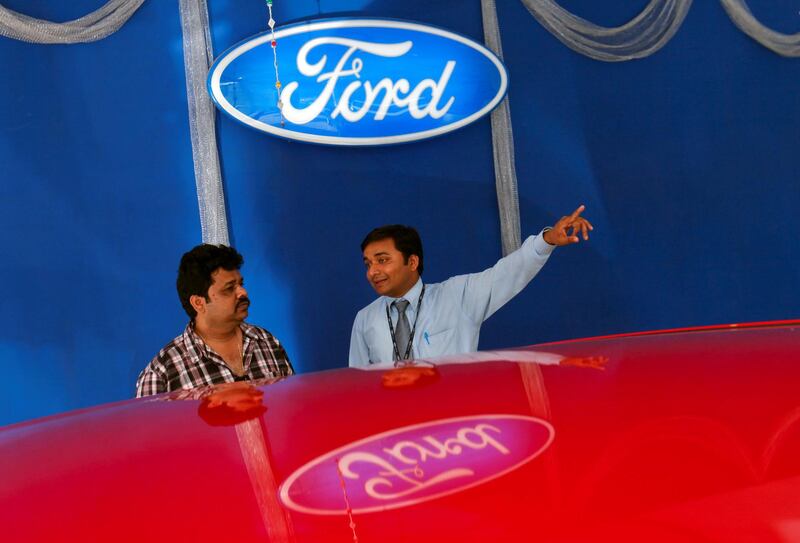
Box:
xmin=419 ymin=327 xmax=454 ymax=356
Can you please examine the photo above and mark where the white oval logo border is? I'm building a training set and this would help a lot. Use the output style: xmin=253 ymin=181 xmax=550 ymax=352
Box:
xmin=208 ymin=18 xmax=508 ymax=146
xmin=278 ymin=414 xmax=555 ymax=515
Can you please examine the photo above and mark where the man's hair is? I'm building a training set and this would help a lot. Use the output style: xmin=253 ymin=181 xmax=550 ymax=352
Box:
xmin=177 ymin=244 xmax=244 ymax=319
xmin=360 ymin=225 xmax=424 ymax=274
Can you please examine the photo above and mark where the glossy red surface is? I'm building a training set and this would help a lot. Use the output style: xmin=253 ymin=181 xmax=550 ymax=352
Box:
xmin=2 ymin=321 xmax=800 ymax=542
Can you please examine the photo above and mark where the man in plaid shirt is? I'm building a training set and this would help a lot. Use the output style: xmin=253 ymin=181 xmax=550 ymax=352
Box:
xmin=136 ymin=244 xmax=294 ymax=397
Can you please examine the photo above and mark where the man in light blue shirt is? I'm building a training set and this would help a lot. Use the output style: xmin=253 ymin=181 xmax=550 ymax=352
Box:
xmin=349 ymin=205 xmax=593 ymax=367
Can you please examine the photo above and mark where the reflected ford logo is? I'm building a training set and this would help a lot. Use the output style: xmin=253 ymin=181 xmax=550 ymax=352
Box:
xmin=208 ymin=19 xmax=508 ymax=146
xmin=279 ymin=415 xmax=554 ymax=514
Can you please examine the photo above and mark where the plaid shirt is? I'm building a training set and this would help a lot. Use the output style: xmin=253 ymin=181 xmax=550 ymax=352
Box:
xmin=136 ymin=322 xmax=293 ymax=397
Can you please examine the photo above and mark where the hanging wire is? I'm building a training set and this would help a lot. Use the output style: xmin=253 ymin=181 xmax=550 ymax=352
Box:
xmin=266 ymin=0 xmax=285 ymax=125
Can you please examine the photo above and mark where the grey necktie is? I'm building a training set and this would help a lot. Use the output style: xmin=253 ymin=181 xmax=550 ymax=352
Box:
xmin=392 ymin=299 xmax=411 ymax=360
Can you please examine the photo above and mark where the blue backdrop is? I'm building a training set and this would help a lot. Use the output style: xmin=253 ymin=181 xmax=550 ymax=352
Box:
xmin=1 ymin=0 xmax=798 ymax=426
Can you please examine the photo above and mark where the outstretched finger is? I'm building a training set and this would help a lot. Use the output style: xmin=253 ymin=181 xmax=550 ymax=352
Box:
xmin=569 ymin=204 xmax=586 ymax=220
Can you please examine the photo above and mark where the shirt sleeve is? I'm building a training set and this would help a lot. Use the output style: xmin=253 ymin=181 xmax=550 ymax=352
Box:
xmin=135 ymin=363 xmax=167 ymax=398
xmin=456 ymin=231 xmax=555 ymax=324
xmin=348 ymin=310 xmax=371 ymax=368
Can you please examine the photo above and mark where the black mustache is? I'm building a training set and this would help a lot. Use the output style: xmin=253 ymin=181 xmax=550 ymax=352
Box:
xmin=237 ymin=297 xmax=250 ymax=307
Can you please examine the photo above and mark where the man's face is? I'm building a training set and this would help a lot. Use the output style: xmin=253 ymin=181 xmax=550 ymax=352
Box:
xmin=363 ymin=238 xmax=419 ymax=298
xmin=198 ymin=268 xmax=250 ymax=327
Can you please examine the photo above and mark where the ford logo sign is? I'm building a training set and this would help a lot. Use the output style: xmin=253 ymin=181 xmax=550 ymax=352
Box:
xmin=279 ymin=415 xmax=554 ymax=514
xmin=208 ymin=19 xmax=508 ymax=146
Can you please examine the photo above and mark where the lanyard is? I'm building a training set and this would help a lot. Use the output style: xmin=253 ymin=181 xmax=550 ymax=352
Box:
xmin=385 ymin=284 xmax=426 ymax=362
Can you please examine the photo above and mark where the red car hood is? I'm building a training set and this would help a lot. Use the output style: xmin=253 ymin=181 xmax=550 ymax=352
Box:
xmin=2 ymin=321 xmax=800 ymax=542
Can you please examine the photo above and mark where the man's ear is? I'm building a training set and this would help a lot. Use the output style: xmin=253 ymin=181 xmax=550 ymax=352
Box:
xmin=190 ymin=294 xmax=207 ymax=315
xmin=408 ymin=254 xmax=420 ymax=272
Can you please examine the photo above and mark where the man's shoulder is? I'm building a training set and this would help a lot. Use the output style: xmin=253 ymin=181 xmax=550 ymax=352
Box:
xmin=418 ymin=278 xmax=452 ymax=297
xmin=354 ymin=296 xmax=390 ymax=321
xmin=149 ymin=328 xmax=193 ymax=367
xmin=361 ymin=296 xmax=387 ymax=311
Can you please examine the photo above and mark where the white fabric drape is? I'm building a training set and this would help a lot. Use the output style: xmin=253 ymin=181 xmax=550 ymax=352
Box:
xmin=482 ymin=0 xmax=522 ymax=255
xmin=0 ymin=0 xmax=145 ymax=43
xmin=720 ymin=0 xmax=800 ymax=57
xmin=178 ymin=0 xmax=230 ymax=245
xmin=519 ymin=0 xmax=694 ymax=62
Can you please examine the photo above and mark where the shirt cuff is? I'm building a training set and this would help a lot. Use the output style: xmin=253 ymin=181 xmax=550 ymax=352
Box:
xmin=533 ymin=228 xmax=556 ymax=256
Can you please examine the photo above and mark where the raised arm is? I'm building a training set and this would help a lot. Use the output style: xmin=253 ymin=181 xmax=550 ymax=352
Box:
xmin=458 ymin=205 xmax=592 ymax=323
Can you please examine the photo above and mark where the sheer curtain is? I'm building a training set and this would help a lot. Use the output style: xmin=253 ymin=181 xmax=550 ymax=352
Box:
xmin=720 ymin=0 xmax=800 ymax=57
xmin=519 ymin=0 xmax=694 ymax=62
xmin=0 ymin=0 xmax=145 ymax=43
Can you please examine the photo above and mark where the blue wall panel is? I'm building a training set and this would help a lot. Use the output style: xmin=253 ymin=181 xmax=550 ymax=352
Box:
xmin=0 ymin=1 xmax=202 ymax=424
xmin=489 ymin=0 xmax=800 ymax=345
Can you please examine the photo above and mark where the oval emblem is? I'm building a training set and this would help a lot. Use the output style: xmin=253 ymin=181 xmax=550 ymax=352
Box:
xmin=279 ymin=414 xmax=554 ymax=514
xmin=208 ymin=18 xmax=508 ymax=146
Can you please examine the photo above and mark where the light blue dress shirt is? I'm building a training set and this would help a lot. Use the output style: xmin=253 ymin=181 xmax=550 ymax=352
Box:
xmin=348 ymin=232 xmax=555 ymax=367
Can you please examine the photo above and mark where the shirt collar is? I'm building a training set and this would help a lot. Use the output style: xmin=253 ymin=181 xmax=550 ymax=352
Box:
xmin=183 ymin=321 xmax=254 ymax=359
xmin=386 ymin=277 xmax=423 ymax=307
xmin=182 ymin=322 xmax=207 ymax=366
xmin=240 ymin=322 xmax=259 ymax=341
